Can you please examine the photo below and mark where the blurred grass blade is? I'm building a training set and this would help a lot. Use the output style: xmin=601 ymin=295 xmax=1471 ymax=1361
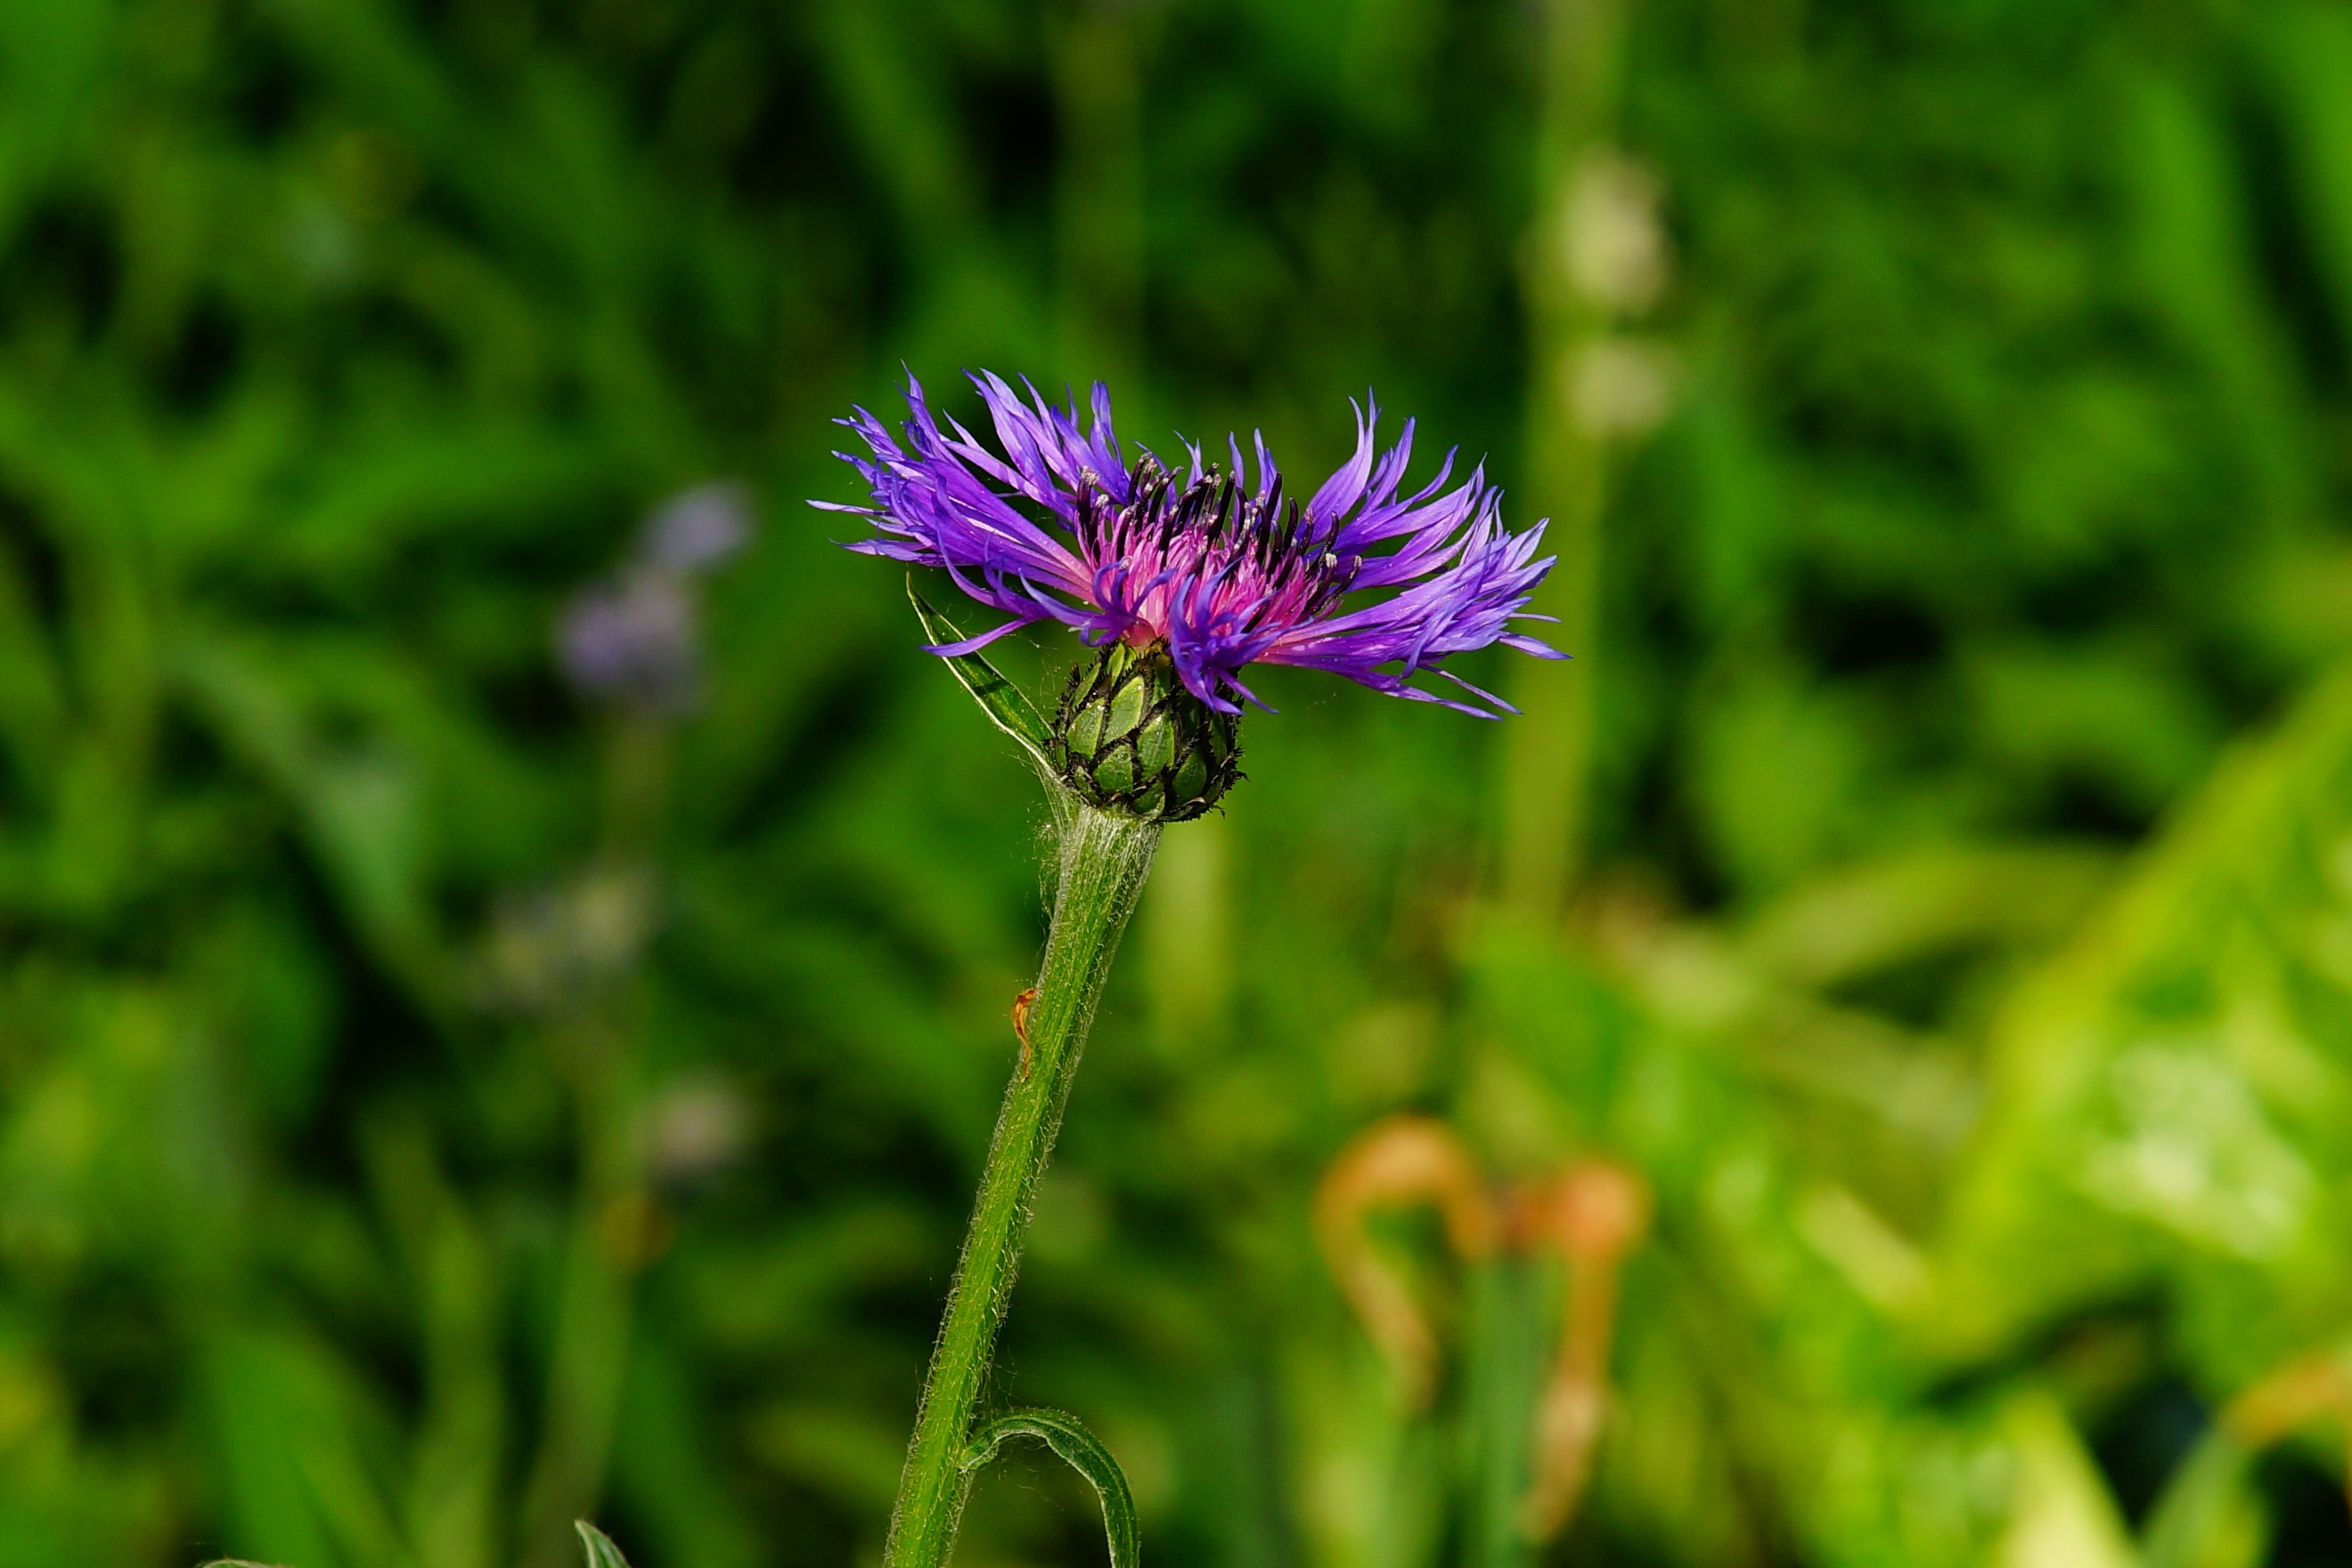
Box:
xmin=576 ymin=1521 xmax=634 ymax=1568
xmin=963 ymin=1408 xmax=1140 ymax=1568
xmin=907 ymin=578 xmax=1055 ymax=776
xmin=2140 ymin=1431 xmax=2266 ymax=1568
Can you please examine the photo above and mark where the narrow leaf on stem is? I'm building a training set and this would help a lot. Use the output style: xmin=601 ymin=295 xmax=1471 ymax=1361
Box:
xmin=576 ymin=1521 xmax=634 ymax=1568
xmin=907 ymin=578 xmax=1056 ymax=777
xmin=964 ymin=1407 xmax=1142 ymax=1568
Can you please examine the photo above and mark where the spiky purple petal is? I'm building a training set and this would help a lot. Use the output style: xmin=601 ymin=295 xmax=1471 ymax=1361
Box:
xmin=820 ymin=372 xmax=1564 ymax=716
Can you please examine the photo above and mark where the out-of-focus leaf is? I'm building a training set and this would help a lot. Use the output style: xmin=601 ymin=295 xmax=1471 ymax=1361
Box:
xmin=1942 ymin=658 xmax=2352 ymax=1378
xmin=201 ymin=1328 xmax=405 ymax=1568
xmin=746 ymin=1402 xmax=905 ymax=1514
xmin=2256 ymin=2 xmax=2352 ymax=345
xmin=176 ymin=634 xmax=439 ymax=990
xmin=1738 ymin=844 xmax=2118 ymax=988
xmin=2140 ymin=1432 xmax=2267 ymax=1568
xmin=1992 ymin=1393 xmax=2139 ymax=1568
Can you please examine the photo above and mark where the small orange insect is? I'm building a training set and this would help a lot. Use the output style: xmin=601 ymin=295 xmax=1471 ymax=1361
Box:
xmin=1010 ymin=987 xmax=1038 ymax=1076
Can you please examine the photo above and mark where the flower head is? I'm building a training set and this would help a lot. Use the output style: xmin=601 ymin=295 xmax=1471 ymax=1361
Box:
xmin=820 ymin=372 xmax=1564 ymax=719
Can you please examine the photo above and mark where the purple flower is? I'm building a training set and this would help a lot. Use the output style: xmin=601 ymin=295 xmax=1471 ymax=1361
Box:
xmin=558 ymin=480 xmax=758 ymax=714
xmin=644 ymin=481 xmax=753 ymax=571
xmin=558 ymin=565 xmax=698 ymax=712
xmin=817 ymin=372 xmax=1564 ymax=717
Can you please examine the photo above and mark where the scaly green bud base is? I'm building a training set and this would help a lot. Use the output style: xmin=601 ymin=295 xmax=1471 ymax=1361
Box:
xmin=1051 ymin=641 xmax=1241 ymax=821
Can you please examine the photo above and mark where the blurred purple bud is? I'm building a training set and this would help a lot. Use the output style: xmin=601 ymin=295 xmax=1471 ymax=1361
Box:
xmin=558 ymin=566 xmax=698 ymax=712
xmin=644 ymin=481 xmax=754 ymax=572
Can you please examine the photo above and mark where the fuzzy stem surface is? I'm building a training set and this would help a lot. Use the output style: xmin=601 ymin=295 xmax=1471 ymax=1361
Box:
xmin=885 ymin=802 xmax=1162 ymax=1568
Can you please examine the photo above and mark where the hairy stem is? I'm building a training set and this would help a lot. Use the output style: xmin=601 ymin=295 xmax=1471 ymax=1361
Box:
xmin=885 ymin=803 xmax=1162 ymax=1568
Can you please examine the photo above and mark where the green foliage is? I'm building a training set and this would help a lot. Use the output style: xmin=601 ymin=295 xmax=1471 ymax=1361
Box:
xmin=0 ymin=0 xmax=2350 ymax=1565
xmin=963 ymin=1408 xmax=1143 ymax=1568
xmin=909 ymin=583 xmax=1057 ymax=779
xmin=576 ymin=1522 xmax=633 ymax=1568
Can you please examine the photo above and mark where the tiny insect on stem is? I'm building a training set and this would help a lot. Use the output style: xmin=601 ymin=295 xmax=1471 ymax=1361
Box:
xmin=1011 ymin=986 xmax=1037 ymax=1077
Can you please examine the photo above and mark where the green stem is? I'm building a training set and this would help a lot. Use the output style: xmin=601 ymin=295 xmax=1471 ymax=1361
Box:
xmin=1498 ymin=0 xmax=1630 ymax=919
xmin=885 ymin=802 xmax=1162 ymax=1568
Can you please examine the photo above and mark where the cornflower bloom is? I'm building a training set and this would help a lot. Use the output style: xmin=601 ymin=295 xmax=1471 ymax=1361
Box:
xmin=821 ymin=372 xmax=1563 ymax=819
xmin=557 ymin=481 xmax=754 ymax=715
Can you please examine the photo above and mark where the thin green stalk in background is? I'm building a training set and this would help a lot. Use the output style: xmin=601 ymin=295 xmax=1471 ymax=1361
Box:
xmin=521 ymin=711 xmax=676 ymax=1568
xmin=518 ymin=1023 xmax=642 ymax=1568
xmin=1050 ymin=0 xmax=1147 ymax=390
xmin=1499 ymin=0 xmax=1633 ymax=918
xmin=884 ymin=804 xmax=1161 ymax=1568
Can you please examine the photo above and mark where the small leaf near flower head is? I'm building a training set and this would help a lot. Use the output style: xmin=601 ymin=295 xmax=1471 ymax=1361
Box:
xmin=907 ymin=578 xmax=1056 ymax=778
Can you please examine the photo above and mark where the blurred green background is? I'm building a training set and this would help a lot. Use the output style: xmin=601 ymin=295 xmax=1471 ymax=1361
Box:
xmin=7 ymin=0 xmax=2352 ymax=1564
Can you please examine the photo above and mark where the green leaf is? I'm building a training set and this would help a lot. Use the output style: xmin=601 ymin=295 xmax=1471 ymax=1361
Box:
xmin=2141 ymin=1431 xmax=2268 ymax=1568
xmin=577 ymin=1520 xmax=635 ymax=1568
xmin=963 ymin=1407 xmax=1140 ymax=1568
xmin=907 ymin=578 xmax=1055 ymax=778
xmin=1940 ymin=657 xmax=2352 ymax=1364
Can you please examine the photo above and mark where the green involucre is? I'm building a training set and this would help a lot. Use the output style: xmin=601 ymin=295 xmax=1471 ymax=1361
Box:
xmin=1052 ymin=641 xmax=1241 ymax=822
